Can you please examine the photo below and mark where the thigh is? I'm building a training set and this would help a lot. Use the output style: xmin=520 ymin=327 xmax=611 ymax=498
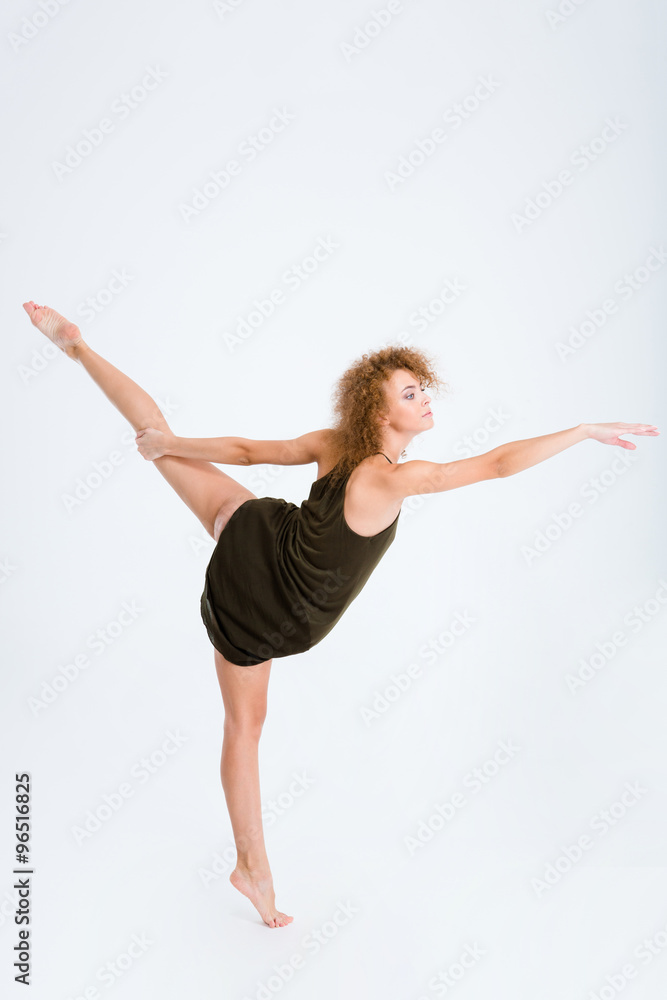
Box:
xmin=213 ymin=646 xmax=272 ymax=729
xmin=152 ymin=454 xmax=256 ymax=539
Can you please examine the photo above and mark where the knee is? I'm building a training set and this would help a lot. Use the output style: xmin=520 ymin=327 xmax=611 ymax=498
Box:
xmin=223 ymin=712 xmax=266 ymax=741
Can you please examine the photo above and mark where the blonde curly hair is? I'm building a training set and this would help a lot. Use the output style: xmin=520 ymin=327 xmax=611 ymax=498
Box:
xmin=326 ymin=343 xmax=449 ymax=488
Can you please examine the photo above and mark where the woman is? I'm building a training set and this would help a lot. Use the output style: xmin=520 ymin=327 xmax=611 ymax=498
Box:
xmin=22 ymin=300 xmax=658 ymax=928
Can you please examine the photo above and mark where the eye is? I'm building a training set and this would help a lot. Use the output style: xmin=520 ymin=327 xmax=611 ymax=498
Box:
xmin=406 ymin=392 xmax=414 ymax=399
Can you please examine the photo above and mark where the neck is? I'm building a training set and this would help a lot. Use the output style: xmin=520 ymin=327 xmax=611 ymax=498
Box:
xmin=378 ymin=443 xmax=405 ymax=464
xmin=379 ymin=429 xmax=415 ymax=465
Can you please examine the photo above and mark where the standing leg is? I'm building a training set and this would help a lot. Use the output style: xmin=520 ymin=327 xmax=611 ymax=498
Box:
xmin=22 ymin=302 xmax=255 ymax=537
xmin=213 ymin=647 xmax=293 ymax=928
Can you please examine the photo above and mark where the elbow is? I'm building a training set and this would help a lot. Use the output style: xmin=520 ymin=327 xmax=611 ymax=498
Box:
xmin=236 ymin=438 xmax=252 ymax=466
xmin=495 ymin=455 xmax=508 ymax=478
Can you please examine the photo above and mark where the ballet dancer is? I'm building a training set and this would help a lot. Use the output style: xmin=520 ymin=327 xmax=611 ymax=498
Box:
xmin=22 ymin=300 xmax=659 ymax=928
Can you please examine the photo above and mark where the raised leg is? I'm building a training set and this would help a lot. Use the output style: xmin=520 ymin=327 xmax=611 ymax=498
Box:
xmin=22 ymin=301 xmax=255 ymax=538
xmin=213 ymin=646 xmax=293 ymax=928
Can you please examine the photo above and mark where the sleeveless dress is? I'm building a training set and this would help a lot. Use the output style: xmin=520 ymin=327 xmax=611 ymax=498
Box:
xmin=200 ymin=454 xmax=399 ymax=666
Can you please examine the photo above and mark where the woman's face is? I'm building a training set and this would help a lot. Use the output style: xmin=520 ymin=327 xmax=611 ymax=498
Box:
xmin=381 ymin=368 xmax=434 ymax=435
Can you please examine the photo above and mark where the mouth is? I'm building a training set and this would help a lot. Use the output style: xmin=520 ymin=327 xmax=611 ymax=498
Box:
xmin=423 ymin=411 xmax=433 ymax=417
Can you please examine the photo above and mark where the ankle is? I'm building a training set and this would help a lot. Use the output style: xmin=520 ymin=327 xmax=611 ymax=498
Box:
xmin=67 ymin=339 xmax=87 ymax=362
xmin=234 ymin=860 xmax=272 ymax=880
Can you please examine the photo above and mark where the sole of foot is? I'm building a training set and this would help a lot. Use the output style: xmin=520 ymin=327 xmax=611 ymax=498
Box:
xmin=22 ymin=301 xmax=82 ymax=356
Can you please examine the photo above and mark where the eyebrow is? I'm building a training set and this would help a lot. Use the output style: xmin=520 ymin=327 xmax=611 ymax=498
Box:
xmin=401 ymin=384 xmax=417 ymax=392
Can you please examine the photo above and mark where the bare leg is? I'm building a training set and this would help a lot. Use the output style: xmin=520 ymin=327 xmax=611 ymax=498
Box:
xmin=22 ymin=301 xmax=255 ymax=537
xmin=23 ymin=301 xmax=289 ymax=922
xmin=214 ymin=647 xmax=293 ymax=928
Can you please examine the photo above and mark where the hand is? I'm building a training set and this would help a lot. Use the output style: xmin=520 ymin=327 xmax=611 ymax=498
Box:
xmin=585 ymin=422 xmax=659 ymax=449
xmin=135 ymin=427 xmax=171 ymax=460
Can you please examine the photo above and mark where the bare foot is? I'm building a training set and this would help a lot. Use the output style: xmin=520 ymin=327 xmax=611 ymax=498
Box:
xmin=229 ymin=866 xmax=293 ymax=928
xmin=22 ymin=301 xmax=83 ymax=357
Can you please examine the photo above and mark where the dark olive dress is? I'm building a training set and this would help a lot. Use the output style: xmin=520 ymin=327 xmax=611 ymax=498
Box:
xmin=200 ymin=454 xmax=399 ymax=665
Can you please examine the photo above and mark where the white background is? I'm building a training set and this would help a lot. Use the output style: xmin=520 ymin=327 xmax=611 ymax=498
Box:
xmin=2 ymin=0 xmax=666 ymax=997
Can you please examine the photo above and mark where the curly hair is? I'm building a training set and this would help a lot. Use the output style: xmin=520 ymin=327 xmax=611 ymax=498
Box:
xmin=325 ymin=343 xmax=449 ymax=489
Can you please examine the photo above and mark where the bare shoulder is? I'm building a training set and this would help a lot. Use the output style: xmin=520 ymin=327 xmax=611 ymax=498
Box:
xmin=343 ymin=455 xmax=404 ymax=536
xmin=307 ymin=427 xmax=338 ymax=463
xmin=373 ymin=453 xmax=502 ymax=502
xmin=312 ymin=428 xmax=343 ymax=476
xmin=339 ymin=451 xmax=500 ymax=536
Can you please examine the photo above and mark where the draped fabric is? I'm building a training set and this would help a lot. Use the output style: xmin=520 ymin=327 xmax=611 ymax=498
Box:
xmin=200 ymin=459 xmax=399 ymax=665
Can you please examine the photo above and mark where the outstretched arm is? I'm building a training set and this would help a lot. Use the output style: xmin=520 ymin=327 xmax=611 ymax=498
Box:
xmin=380 ymin=421 xmax=659 ymax=500
xmin=496 ymin=422 xmax=659 ymax=477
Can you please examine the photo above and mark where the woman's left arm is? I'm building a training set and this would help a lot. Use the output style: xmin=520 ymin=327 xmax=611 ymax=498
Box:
xmin=496 ymin=422 xmax=659 ymax=477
